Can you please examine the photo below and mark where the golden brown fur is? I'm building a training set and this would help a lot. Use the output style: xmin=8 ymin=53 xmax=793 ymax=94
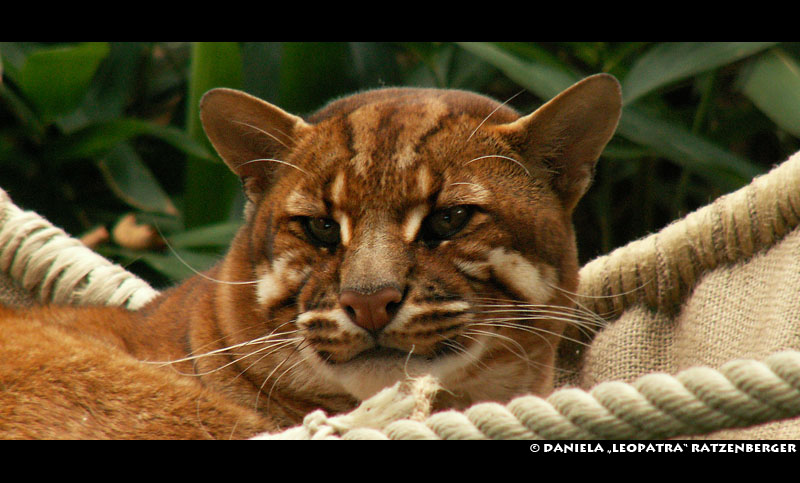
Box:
xmin=0 ymin=75 xmax=621 ymax=439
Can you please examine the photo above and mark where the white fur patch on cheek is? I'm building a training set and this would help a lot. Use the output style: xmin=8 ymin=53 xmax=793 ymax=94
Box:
xmin=487 ymin=248 xmax=556 ymax=303
xmin=255 ymin=253 xmax=309 ymax=307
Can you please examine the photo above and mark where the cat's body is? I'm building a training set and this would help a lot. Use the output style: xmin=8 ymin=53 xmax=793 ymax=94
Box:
xmin=0 ymin=74 xmax=622 ymax=439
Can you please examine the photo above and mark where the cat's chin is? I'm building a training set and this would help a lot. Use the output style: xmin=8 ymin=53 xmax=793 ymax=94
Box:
xmin=314 ymin=344 xmax=482 ymax=402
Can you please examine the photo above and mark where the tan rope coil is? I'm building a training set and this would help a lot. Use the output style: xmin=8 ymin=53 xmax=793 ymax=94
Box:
xmin=0 ymin=188 xmax=158 ymax=310
xmin=577 ymin=152 xmax=800 ymax=319
xmin=258 ymin=350 xmax=800 ymax=439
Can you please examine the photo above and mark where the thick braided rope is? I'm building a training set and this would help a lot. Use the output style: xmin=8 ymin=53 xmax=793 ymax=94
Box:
xmin=577 ymin=151 xmax=800 ymax=318
xmin=0 ymin=188 xmax=158 ymax=310
xmin=263 ymin=350 xmax=800 ymax=440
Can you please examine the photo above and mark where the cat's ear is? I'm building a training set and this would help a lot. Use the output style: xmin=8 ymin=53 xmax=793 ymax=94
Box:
xmin=496 ymin=74 xmax=622 ymax=212
xmin=200 ymin=88 xmax=310 ymax=198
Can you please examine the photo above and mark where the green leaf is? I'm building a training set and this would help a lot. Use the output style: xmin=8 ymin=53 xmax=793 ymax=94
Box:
xmin=15 ymin=42 xmax=111 ymax=121
xmin=46 ymin=118 xmax=213 ymax=162
xmin=183 ymin=42 xmax=244 ymax=229
xmin=57 ymin=42 xmax=147 ymax=132
xmin=186 ymin=42 xmax=242 ymax=148
xmin=738 ymin=49 xmax=800 ymax=137
xmin=140 ymin=249 xmax=221 ymax=282
xmin=0 ymin=42 xmax=34 ymax=82
xmin=618 ymin=105 xmax=762 ymax=189
xmin=277 ymin=42 xmax=358 ymax=114
xmin=242 ymin=42 xmax=282 ymax=102
xmin=166 ymin=221 xmax=241 ymax=249
xmin=97 ymin=143 xmax=178 ymax=216
xmin=104 ymin=246 xmax=220 ymax=283
xmin=0 ymin=81 xmax=46 ymax=141
xmin=457 ymin=42 xmax=578 ymax=99
xmin=622 ymin=42 xmax=778 ymax=104
xmin=457 ymin=42 xmax=763 ymax=192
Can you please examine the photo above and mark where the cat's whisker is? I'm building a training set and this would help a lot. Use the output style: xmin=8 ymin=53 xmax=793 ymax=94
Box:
xmin=446 ymin=334 xmax=492 ymax=373
xmin=153 ymin=224 xmax=259 ymax=287
xmin=464 ymin=328 xmax=562 ymax=375
xmin=468 ymin=296 xmax=610 ymax=326
xmin=239 ymin=157 xmax=311 ymax=177
xmin=471 ymin=307 xmax=606 ymax=332
xmin=160 ymin=338 xmax=301 ymax=377
xmin=465 ymin=89 xmax=524 ymax=143
xmin=187 ymin=319 xmax=300 ymax=358
xmin=464 ymin=154 xmax=531 ymax=177
xmin=469 ymin=319 xmax=595 ymax=348
xmin=469 ymin=302 xmax=607 ymax=327
xmin=463 ymin=329 xmax=555 ymax=374
xmin=195 ymin=340 xmax=300 ymax=378
xmin=542 ymin=277 xmax=653 ymax=321
xmin=470 ymin=302 xmax=606 ymax=319
xmin=146 ymin=328 xmax=303 ymax=368
xmin=232 ymin=120 xmax=295 ymax=150
xmin=230 ymin=339 xmax=304 ymax=381
xmin=464 ymin=327 xmax=535 ymax=362
xmin=477 ymin=315 xmax=602 ymax=340
xmin=259 ymin=339 xmax=312 ymax=412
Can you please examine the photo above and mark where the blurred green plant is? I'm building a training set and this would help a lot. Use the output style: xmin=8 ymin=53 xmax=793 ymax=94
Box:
xmin=1 ymin=42 xmax=798 ymax=288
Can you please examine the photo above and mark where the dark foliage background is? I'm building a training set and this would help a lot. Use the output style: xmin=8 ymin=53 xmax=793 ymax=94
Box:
xmin=1 ymin=42 xmax=798 ymax=289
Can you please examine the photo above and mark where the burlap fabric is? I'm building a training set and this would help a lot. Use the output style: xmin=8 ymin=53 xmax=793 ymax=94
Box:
xmin=562 ymin=150 xmax=800 ymax=439
xmin=2 ymin=150 xmax=800 ymax=439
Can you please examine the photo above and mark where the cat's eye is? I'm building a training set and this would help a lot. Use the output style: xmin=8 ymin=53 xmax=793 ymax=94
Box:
xmin=303 ymin=217 xmax=341 ymax=246
xmin=423 ymin=206 xmax=473 ymax=241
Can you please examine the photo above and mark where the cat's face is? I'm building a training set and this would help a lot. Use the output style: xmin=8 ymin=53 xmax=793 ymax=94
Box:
xmin=200 ymin=76 xmax=621 ymax=409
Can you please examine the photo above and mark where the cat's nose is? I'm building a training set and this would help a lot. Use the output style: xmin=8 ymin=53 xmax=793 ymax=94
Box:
xmin=340 ymin=286 xmax=403 ymax=334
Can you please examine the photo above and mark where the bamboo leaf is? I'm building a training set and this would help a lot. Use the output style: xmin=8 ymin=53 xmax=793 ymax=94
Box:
xmin=97 ymin=143 xmax=178 ymax=216
xmin=456 ymin=42 xmax=762 ymax=191
xmin=15 ymin=42 xmax=111 ymax=121
xmin=738 ymin=48 xmax=800 ymax=137
xmin=457 ymin=42 xmax=578 ymax=99
xmin=183 ymin=42 xmax=244 ymax=229
xmin=618 ymin=106 xmax=761 ymax=189
xmin=46 ymin=118 xmax=214 ymax=162
xmin=166 ymin=221 xmax=242 ymax=249
xmin=139 ymin=249 xmax=220 ymax=282
xmin=104 ymin=246 xmax=220 ymax=283
xmin=57 ymin=42 xmax=147 ymax=132
xmin=623 ymin=42 xmax=778 ymax=104
xmin=277 ymin=42 xmax=357 ymax=113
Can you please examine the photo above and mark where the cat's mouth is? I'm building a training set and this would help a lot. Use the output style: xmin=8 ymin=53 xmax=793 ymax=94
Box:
xmin=317 ymin=340 xmax=461 ymax=366
xmin=312 ymin=338 xmax=480 ymax=402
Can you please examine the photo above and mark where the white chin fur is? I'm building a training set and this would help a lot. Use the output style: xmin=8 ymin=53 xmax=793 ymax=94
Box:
xmin=320 ymin=337 xmax=488 ymax=401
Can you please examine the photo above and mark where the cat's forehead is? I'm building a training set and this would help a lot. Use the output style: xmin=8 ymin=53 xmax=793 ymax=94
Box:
xmin=308 ymin=87 xmax=519 ymax=125
xmin=279 ymin=88 xmax=522 ymax=215
xmin=283 ymin=159 xmax=493 ymax=220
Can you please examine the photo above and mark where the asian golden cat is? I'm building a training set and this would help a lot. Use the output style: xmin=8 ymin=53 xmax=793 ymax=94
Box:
xmin=0 ymin=74 xmax=621 ymax=439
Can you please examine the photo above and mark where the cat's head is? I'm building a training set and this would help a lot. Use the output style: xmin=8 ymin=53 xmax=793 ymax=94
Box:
xmin=199 ymin=74 xmax=621 ymax=409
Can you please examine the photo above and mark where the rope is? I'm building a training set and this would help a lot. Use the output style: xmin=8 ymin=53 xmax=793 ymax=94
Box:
xmin=260 ymin=350 xmax=800 ymax=439
xmin=0 ymin=188 xmax=158 ymax=310
xmin=577 ymin=151 xmax=800 ymax=319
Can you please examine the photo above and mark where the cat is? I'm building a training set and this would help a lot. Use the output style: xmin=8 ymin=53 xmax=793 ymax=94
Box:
xmin=0 ymin=74 xmax=622 ymax=439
